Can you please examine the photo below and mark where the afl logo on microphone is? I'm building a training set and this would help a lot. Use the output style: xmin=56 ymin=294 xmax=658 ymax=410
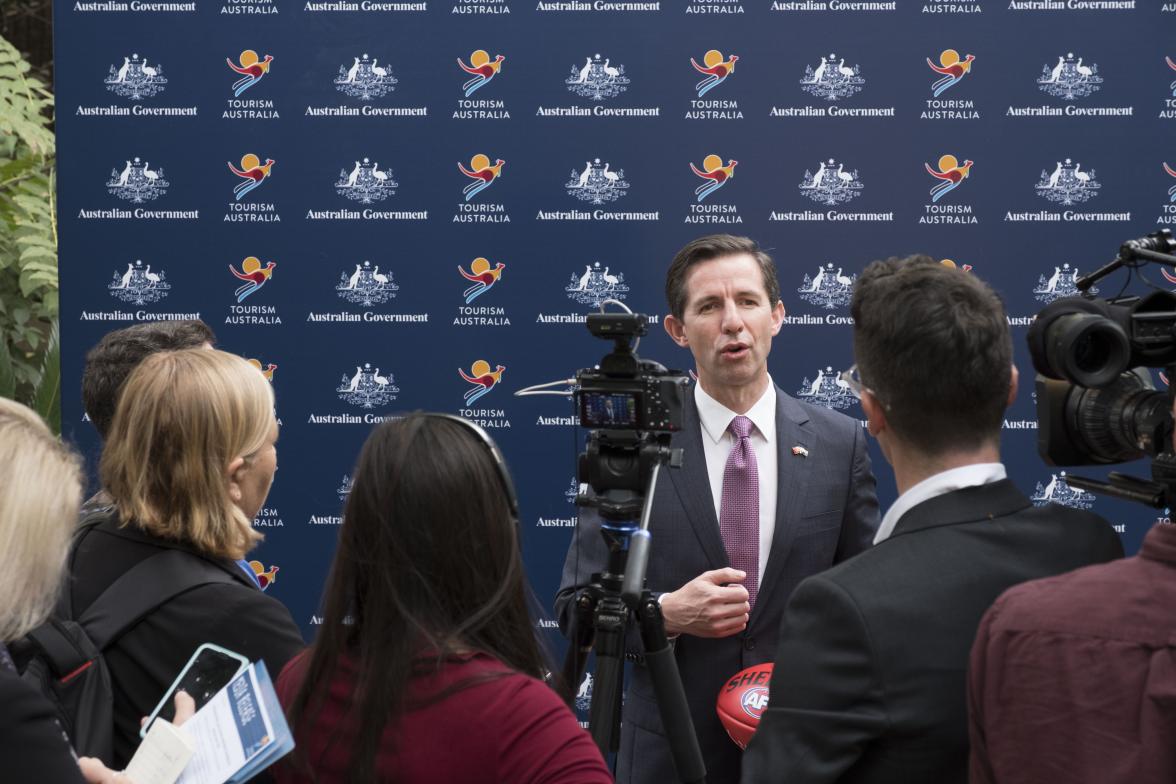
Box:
xmin=741 ymin=687 xmax=769 ymax=719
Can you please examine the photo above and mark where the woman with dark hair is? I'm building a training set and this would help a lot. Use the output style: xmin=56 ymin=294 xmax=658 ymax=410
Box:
xmin=273 ymin=414 xmax=611 ymax=783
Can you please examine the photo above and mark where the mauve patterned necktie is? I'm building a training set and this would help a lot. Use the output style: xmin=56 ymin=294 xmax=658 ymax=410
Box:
xmin=720 ymin=415 xmax=759 ymax=607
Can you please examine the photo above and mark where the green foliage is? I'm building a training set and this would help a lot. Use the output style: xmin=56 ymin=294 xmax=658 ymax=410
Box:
xmin=0 ymin=34 xmax=58 ymax=429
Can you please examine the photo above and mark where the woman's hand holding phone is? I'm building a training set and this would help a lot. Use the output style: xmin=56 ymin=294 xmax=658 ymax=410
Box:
xmin=76 ymin=691 xmax=197 ymax=784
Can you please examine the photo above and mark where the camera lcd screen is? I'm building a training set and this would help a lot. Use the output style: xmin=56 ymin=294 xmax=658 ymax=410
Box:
xmin=581 ymin=392 xmax=639 ymax=427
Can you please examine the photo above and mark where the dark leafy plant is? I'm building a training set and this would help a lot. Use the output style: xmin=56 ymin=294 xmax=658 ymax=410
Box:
xmin=0 ymin=33 xmax=58 ymax=430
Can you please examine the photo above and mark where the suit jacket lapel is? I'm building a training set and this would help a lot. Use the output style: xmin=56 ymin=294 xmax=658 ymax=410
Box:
xmin=667 ymin=390 xmax=729 ymax=570
xmin=753 ymin=390 xmax=814 ymax=621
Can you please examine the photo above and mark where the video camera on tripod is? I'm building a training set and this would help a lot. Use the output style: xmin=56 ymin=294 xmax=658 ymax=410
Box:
xmin=1028 ymin=229 xmax=1176 ymax=508
xmin=574 ymin=311 xmax=687 ymax=538
xmin=561 ymin=311 xmax=707 ymax=784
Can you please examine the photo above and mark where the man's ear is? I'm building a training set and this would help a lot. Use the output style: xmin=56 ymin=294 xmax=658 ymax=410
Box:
xmin=770 ymin=300 xmax=785 ymax=336
xmin=664 ymin=314 xmax=689 ymax=348
xmin=226 ymin=456 xmax=246 ymax=502
xmin=860 ymin=390 xmax=887 ymax=439
xmin=1007 ymin=364 xmax=1020 ymax=408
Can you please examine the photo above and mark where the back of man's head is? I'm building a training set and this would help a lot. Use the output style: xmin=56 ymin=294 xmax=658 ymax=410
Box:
xmin=82 ymin=320 xmax=216 ymax=440
xmin=851 ymin=256 xmax=1011 ymax=456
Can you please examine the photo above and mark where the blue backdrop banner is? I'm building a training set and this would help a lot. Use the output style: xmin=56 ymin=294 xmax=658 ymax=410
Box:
xmin=56 ymin=0 xmax=1175 ymax=681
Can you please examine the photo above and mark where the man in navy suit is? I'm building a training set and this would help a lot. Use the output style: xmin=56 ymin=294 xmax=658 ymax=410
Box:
xmin=557 ymin=234 xmax=880 ymax=784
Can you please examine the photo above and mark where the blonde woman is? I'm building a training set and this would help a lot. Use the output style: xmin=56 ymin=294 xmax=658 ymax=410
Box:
xmin=68 ymin=349 xmax=304 ymax=768
xmin=0 ymin=399 xmax=92 ymax=780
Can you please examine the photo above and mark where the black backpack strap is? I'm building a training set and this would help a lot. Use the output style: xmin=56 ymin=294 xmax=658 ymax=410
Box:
xmin=58 ymin=504 xmax=122 ymax=621
xmin=23 ymin=619 xmax=91 ymax=681
xmin=78 ymin=549 xmax=239 ymax=651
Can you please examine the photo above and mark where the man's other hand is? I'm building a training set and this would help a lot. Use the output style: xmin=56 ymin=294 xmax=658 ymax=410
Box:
xmin=661 ymin=568 xmax=751 ymax=638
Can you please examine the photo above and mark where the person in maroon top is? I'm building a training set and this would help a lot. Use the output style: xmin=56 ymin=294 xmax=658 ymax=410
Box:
xmin=969 ymin=519 xmax=1176 ymax=783
xmin=272 ymin=414 xmax=611 ymax=784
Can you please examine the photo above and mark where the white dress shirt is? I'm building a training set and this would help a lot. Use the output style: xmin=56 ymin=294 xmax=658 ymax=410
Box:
xmin=695 ymin=379 xmax=778 ymax=584
xmin=874 ymin=462 xmax=1007 ymax=544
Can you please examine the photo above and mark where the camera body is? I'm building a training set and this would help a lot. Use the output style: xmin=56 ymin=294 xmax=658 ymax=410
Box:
xmin=575 ymin=313 xmax=688 ymax=432
xmin=574 ymin=313 xmax=688 ymax=519
xmin=577 ymin=373 xmax=686 ymax=431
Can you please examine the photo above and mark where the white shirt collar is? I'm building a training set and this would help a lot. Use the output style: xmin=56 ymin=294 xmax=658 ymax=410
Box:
xmin=874 ymin=463 xmax=1007 ymax=544
xmin=695 ymin=378 xmax=776 ymax=445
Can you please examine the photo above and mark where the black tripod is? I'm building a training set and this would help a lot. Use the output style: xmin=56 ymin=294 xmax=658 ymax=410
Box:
xmin=563 ymin=452 xmax=707 ymax=784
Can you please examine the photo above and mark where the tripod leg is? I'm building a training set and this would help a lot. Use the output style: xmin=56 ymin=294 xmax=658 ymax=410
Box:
xmin=587 ymin=594 xmax=628 ymax=757
xmin=587 ymin=632 xmax=625 ymax=755
xmin=561 ymin=590 xmax=596 ymax=696
xmin=636 ymin=594 xmax=706 ymax=784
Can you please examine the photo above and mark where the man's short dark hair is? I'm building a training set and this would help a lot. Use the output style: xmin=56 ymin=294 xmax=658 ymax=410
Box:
xmin=851 ymin=256 xmax=1011 ymax=456
xmin=82 ymin=320 xmax=216 ymax=439
xmin=665 ymin=234 xmax=781 ymax=320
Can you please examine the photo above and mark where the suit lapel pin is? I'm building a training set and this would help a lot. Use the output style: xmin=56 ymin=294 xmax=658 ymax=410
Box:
xmin=791 ymin=445 xmax=809 ymax=457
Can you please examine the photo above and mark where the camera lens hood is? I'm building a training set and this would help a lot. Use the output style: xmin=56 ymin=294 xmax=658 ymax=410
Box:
xmin=1028 ymin=297 xmax=1130 ymax=388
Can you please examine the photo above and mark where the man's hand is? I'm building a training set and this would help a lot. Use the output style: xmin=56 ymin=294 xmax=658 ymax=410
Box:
xmin=660 ymin=568 xmax=751 ymax=638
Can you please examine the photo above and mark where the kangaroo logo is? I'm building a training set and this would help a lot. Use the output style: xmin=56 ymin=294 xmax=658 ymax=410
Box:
xmin=335 ymin=54 xmax=397 ymax=100
xmin=338 ymin=363 xmax=399 ymax=409
xmin=105 ymin=54 xmax=167 ymax=100
xmin=566 ymin=54 xmax=629 ymax=101
xmin=109 ymin=259 xmax=170 ymax=305
xmin=1035 ymin=159 xmax=1099 ymax=206
xmin=800 ymin=53 xmax=864 ymax=101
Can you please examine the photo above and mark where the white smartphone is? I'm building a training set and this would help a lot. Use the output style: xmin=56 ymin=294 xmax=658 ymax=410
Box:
xmin=140 ymin=643 xmax=250 ymax=738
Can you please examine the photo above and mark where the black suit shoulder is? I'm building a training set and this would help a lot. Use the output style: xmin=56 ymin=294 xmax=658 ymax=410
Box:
xmin=0 ymin=669 xmax=86 ymax=783
xmin=810 ymin=488 xmax=1122 ymax=602
xmin=1015 ymin=502 xmax=1124 ymax=554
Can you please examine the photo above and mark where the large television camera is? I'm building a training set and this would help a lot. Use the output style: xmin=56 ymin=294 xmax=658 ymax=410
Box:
xmin=1027 ymin=229 xmax=1176 ymax=508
